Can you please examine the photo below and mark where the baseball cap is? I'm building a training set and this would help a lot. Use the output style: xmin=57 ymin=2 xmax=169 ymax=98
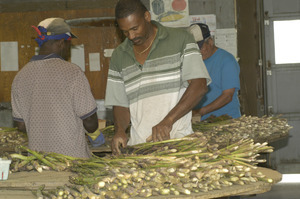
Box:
xmin=188 ymin=23 xmax=211 ymax=48
xmin=32 ymin=18 xmax=77 ymax=47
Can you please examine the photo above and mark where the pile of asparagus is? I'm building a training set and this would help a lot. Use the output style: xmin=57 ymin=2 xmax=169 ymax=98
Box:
xmin=101 ymin=115 xmax=292 ymax=149
xmin=9 ymin=136 xmax=274 ymax=199
xmin=0 ymin=115 xmax=292 ymax=154
xmin=192 ymin=115 xmax=292 ymax=147
xmin=0 ymin=127 xmax=27 ymax=155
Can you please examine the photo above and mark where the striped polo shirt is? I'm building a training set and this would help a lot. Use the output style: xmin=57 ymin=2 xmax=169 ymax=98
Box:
xmin=105 ymin=21 xmax=211 ymax=145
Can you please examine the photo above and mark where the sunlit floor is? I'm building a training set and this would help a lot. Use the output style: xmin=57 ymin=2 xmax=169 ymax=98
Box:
xmin=242 ymin=183 xmax=300 ymax=199
xmin=242 ymin=174 xmax=300 ymax=199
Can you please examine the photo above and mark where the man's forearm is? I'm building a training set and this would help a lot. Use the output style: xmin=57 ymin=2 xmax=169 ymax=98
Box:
xmin=200 ymin=88 xmax=235 ymax=116
xmin=164 ymin=78 xmax=207 ymax=124
xmin=83 ymin=112 xmax=99 ymax=133
xmin=113 ymin=106 xmax=131 ymax=134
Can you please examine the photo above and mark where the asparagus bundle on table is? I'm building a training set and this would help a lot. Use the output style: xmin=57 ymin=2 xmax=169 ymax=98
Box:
xmin=101 ymin=115 xmax=292 ymax=149
xmin=192 ymin=115 xmax=292 ymax=147
xmin=9 ymin=146 xmax=86 ymax=173
xmin=0 ymin=127 xmax=28 ymax=155
xmin=10 ymin=136 xmax=275 ymax=198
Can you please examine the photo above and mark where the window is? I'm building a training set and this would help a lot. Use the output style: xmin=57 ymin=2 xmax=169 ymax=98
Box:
xmin=274 ymin=19 xmax=300 ymax=64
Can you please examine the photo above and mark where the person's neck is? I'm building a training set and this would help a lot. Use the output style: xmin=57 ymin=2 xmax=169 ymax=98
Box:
xmin=39 ymin=48 xmax=57 ymax=55
xmin=134 ymin=25 xmax=157 ymax=55
xmin=210 ymin=45 xmax=218 ymax=56
xmin=39 ymin=48 xmax=65 ymax=59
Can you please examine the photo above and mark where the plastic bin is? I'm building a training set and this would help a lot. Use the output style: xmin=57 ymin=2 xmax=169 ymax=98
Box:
xmin=0 ymin=158 xmax=12 ymax=180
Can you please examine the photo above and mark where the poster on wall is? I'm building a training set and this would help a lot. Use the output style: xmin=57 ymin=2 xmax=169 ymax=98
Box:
xmin=89 ymin=53 xmax=101 ymax=72
xmin=71 ymin=44 xmax=85 ymax=72
xmin=189 ymin=14 xmax=216 ymax=36
xmin=215 ymin=28 xmax=238 ymax=58
xmin=0 ymin=41 xmax=19 ymax=71
xmin=150 ymin=0 xmax=189 ymax=27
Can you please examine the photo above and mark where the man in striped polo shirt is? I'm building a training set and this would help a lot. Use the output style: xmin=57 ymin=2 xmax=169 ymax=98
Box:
xmin=105 ymin=0 xmax=211 ymax=154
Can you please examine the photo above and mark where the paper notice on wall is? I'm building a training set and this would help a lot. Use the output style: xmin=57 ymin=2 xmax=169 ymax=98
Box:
xmin=189 ymin=15 xmax=217 ymax=36
xmin=215 ymin=28 xmax=237 ymax=58
xmin=89 ymin=53 xmax=100 ymax=71
xmin=104 ymin=49 xmax=114 ymax=58
xmin=0 ymin=41 xmax=19 ymax=71
xmin=71 ymin=44 xmax=85 ymax=71
xmin=150 ymin=0 xmax=189 ymax=27
xmin=35 ymin=47 xmax=39 ymax=56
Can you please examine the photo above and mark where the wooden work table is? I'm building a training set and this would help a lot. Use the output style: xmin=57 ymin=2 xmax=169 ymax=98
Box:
xmin=0 ymin=167 xmax=282 ymax=199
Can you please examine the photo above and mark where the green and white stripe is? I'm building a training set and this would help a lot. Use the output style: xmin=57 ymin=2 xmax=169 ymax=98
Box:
xmin=105 ymin=21 xmax=211 ymax=145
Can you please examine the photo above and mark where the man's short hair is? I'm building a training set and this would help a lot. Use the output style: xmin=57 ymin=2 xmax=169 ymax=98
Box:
xmin=115 ymin=0 xmax=148 ymax=19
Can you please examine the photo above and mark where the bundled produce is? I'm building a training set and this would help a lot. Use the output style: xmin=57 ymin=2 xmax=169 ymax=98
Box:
xmin=1 ymin=115 xmax=292 ymax=153
xmin=0 ymin=127 xmax=28 ymax=156
xmin=192 ymin=115 xmax=292 ymax=147
xmin=10 ymin=136 xmax=274 ymax=199
xmin=100 ymin=115 xmax=292 ymax=149
xmin=4 ymin=115 xmax=291 ymax=198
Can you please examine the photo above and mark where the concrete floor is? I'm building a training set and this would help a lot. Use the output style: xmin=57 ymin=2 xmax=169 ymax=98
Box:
xmin=242 ymin=183 xmax=300 ymax=199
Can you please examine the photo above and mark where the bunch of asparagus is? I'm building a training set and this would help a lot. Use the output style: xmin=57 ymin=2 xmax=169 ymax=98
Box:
xmin=10 ymin=136 xmax=274 ymax=199
xmin=9 ymin=146 xmax=82 ymax=173
xmin=192 ymin=115 xmax=292 ymax=147
xmin=1 ymin=115 xmax=291 ymax=156
xmin=100 ymin=115 xmax=292 ymax=149
xmin=0 ymin=127 xmax=28 ymax=155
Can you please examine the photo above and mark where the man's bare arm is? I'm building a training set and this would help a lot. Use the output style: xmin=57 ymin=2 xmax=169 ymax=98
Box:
xmin=152 ymin=78 xmax=207 ymax=142
xmin=111 ymin=106 xmax=130 ymax=154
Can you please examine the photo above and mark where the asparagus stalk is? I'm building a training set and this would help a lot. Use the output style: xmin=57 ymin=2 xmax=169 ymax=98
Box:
xmin=19 ymin=146 xmax=58 ymax=171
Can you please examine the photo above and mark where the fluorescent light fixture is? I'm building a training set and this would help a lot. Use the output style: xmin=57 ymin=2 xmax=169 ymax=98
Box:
xmin=278 ymin=174 xmax=300 ymax=183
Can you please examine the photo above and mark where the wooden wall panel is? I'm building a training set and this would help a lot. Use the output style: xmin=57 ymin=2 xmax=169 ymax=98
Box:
xmin=236 ymin=0 xmax=261 ymax=116
xmin=0 ymin=0 xmax=118 ymax=13
xmin=0 ymin=7 xmax=121 ymax=102
xmin=72 ymin=26 xmax=123 ymax=99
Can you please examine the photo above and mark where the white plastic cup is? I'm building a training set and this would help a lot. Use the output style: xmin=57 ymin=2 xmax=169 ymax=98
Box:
xmin=0 ymin=158 xmax=12 ymax=180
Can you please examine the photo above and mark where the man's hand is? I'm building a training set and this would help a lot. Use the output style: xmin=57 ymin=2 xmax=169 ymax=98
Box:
xmin=192 ymin=108 xmax=206 ymax=117
xmin=111 ymin=131 xmax=128 ymax=155
xmin=150 ymin=78 xmax=207 ymax=142
xmin=192 ymin=109 xmax=200 ymax=117
xmin=152 ymin=118 xmax=172 ymax=142
xmin=15 ymin=121 xmax=26 ymax=133
xmin=111 ymin=106 xmax=130 ymax=155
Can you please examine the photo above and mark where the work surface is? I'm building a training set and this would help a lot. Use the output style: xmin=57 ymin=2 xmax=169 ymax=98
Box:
xmin=0 ymin=167 xmax=282 ymax=199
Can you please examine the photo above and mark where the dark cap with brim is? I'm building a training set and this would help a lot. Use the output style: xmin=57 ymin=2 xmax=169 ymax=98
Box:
xmin=188 ymin=23 xmax=211 ymax=43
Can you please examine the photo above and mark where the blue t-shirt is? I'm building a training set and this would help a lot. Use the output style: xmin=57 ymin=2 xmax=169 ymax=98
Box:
xmin=194 ymin=48 xmax=241 ymax=120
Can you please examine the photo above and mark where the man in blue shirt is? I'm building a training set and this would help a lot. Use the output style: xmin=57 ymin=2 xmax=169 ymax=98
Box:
xmin=188 ymin=23 xmax=241 ymax=120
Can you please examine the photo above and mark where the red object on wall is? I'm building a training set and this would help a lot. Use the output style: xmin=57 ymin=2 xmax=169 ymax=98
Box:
xmin=172 ymin=0 xmax=187 ymax=11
